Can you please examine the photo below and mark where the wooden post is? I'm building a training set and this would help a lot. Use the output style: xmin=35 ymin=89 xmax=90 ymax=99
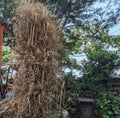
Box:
xmin=0 ymin=25 xmax=3 ymax=75
xmin=0 ymin=21 xmax=10 ymax=76
xmin=0 ymin=21 xmax=10 ymax=99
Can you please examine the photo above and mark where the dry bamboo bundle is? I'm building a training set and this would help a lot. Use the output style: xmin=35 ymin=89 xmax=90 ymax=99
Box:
xmin=2 ymin=1 xmax=62 ymax=118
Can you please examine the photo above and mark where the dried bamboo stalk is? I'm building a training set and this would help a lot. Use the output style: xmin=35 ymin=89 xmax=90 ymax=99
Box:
xmin=2 ymin=1 xmax=62 ymax=118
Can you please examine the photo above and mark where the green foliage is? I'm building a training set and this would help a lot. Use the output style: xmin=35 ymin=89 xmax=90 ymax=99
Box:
xmin=0 ymin=0 xmax=21 ymax=21
xmin=96 ymin=92 xmax=120 ymax=118
xmin=80 ymin=28 xmax=120 ymax=117
xmin=63 ymin=72 xmax=81 ymax=116
xmin=2 ymin=49 xmax=14 ymax=63
xmin=83 ymin=47 xmax=120 ymax=78
xmin=63 ymin=25 xmax=120 ymax=117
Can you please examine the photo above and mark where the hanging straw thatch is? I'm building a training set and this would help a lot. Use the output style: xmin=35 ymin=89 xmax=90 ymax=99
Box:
xmin=2 ymin=1 xmax=62 ymax=118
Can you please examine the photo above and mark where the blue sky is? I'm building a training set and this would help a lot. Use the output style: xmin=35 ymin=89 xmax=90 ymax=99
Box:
xmin=93 ymin=0 xmax=120 ymax=35
xmin=109 ymin=24 xmax=120 ymax=35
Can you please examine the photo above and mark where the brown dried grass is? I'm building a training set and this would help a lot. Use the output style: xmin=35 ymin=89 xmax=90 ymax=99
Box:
xmin=3 ymin=1 xmax=62 ymax=118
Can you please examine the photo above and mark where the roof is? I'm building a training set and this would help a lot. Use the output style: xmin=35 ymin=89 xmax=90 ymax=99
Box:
xmin=0 ymin=21 xmax=10 ymax=32
xmin=0 ymin=21 xmax=7 ymax=26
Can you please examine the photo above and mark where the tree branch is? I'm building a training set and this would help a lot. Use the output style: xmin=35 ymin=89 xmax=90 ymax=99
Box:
xmin=61 ymin=0 xmax=72 ymax=30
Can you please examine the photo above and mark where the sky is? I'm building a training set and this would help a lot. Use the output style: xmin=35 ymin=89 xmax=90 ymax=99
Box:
xmin=109 ymin=24 xmax=120 ymax=35
xmin=93 ymin=0 xmax=120 ymax=35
